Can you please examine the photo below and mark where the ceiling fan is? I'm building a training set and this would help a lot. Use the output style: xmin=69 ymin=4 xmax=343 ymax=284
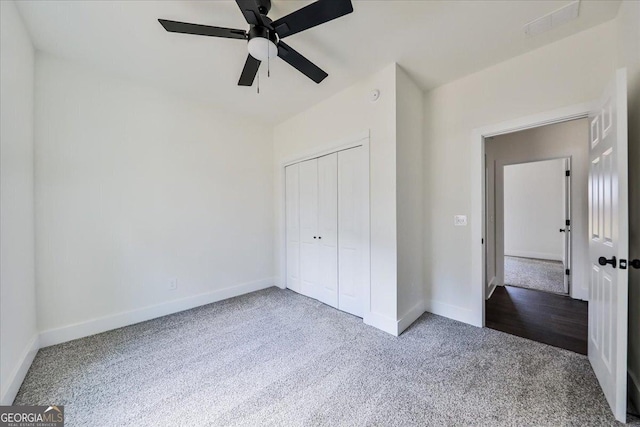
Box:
xmin=158 ymin=0 xmax=353 ymax=87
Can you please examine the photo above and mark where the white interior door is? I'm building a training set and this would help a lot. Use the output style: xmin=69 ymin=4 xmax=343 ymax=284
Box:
xmin=285 ymin=164 xmax=301 ymax=293
xmin=299 ymin=158 xmax=320 ymax=301
xmin=588 ymin=68 xmax=628 ymax=422
xmin=338 ymin=147 xmax=365 ymax=317
xmin=317 ymin=154 xmax=338 ymax=308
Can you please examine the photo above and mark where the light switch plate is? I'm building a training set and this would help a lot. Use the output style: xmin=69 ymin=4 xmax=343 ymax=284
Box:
xmin=454 ymin=215 xmax=468 ymax=226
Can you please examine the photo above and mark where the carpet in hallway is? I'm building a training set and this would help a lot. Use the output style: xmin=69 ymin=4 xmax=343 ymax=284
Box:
xmin=504 ymin=255 xmax=565 ymax=294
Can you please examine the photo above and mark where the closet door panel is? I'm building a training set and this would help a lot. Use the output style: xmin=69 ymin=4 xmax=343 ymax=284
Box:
xmin=299 ymin=159 xmax=319 ymax=300
xmin=285 ymin=164 xmax=301 ymax=293
xmin=338 ymin=147 xmax=365 ymax=317
xmin=317 ymin=153 xmax=339 ymax=308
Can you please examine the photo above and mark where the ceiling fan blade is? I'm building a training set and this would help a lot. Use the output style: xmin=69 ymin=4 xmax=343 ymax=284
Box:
xmin=238 ymin=54 xmax=261 ymax=86
xmin=272 ymin=0 xmax=353 ymax=39
xmin=235 ymin=0 xmax=270 ymax=28
xmin=277 ymin=42 xmax=328 ymax=84
xmin=158 ymin=19 xmax=247 ymax=39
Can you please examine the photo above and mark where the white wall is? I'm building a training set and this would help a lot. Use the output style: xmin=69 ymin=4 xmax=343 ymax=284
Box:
xmin=423 ymin=21 xmax=617 ymax=323
xmin=396 ymin=67 xmax=424 ymax=324
xmin=0 ymin=0 xmax=38 ymax=404
xmin=504 ymin=159 xmax=566 ymax=261
xmin=614 ymin=0 xmax=640 ymax=411
xmin=274 ymin=64 xmax=399 ymax=332
xmin=35 ymin=55 xmax=275 ymax=343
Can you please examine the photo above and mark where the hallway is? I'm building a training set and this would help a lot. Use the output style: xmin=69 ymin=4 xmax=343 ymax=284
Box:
xmin=486 ymin=285 xmax=588 ymax=354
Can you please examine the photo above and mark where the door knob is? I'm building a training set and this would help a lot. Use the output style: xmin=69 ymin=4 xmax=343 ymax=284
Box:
xmin=631 ymin=259 xmax=640 ymax=269
xmin=559 ymin=228 xmax=566 ymax=233
xmin=598 ymin=256 xmax=617 ymax=268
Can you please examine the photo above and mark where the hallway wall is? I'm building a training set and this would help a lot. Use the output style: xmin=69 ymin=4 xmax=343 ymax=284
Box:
xmin=503 ymin=159 xmax=566 ymax=262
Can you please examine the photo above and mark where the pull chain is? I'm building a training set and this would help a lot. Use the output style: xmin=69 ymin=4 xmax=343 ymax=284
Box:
xmin=257 ymin=67 xmax=260 ymax=94
xmin=268 ymin=31 xmax=271 ymax=78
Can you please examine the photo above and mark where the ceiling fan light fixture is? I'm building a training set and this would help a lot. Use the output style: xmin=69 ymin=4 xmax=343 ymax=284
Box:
xmin=248 ymin=37 xmax=277 ymax=61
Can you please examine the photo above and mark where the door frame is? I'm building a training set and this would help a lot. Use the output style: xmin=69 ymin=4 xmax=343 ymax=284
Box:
xmin=279 ymin=131 xmax=371 ymax=319
xmin=471 ymin=102 xmax=593 ymax=327
xmin=498 ymin=156 xmax=572 ymax=296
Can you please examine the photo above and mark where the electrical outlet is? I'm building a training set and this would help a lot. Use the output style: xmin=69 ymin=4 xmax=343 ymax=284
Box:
xmin=168 ymin=278 xmax=178 ymax=290
xmin=454 ymin=215 xmax=468 ymax=226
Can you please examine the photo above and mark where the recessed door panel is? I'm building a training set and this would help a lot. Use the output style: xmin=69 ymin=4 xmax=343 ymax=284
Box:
xmin=285 ymin=164 xmax=301 ymax=293
xmin=590 ymin=157 xmax=601 ymax=240
xmin=299 ymin=158 xmax=319 ymax=301
xmin=602 ymin=148 xmax=613 ymax=245
xmin=317 ymin=153 xmax=338 ymax=308
xmin=590 ymin=265 xmax=600 ymax=350
xmin=338 ymin=147 xmax=365 ymax=317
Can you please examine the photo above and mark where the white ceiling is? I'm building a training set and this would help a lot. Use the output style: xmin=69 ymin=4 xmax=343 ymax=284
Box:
xmin=16 ymin=0 xmax=621 ymax=124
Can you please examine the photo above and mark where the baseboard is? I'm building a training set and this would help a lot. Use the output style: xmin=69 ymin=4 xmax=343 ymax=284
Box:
xmin=486 ymin=283 xmax=497 ymax=299
xmin=630 ymin=370 xmax=640 ymax=415
xmin=272 ymin=276 xmax=286 ymax=290
xmin=39 ymin=278 xmax=276 ymax=348
xmin=486 ymin=276 xmax=498 ymax=299
xmin=364 ymin=311 xmax=398 ymax=336
xmin=424 ymin=299 xmax=481 ymax=327
xmin=0 ymin=334 xmax=39 ymax=405
xmin=397 ymin=300 xmax=425 ymax=335
xmin=505 ymin=251 xmax=562 ymax=261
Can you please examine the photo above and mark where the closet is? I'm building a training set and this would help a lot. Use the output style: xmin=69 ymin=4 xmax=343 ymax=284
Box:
xmin=285 ymin=146 xmax=367 ymax=318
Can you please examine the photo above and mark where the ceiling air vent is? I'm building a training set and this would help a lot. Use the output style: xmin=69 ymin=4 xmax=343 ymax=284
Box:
xmin=524 ymin=1 xmax=580 ymax=37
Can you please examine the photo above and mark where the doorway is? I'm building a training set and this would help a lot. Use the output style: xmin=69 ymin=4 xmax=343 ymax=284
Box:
xmin=483 ymin=119 xmax=589 ymax=355
xmin=502 ymin=158 xmax=571 ymax=296
xmin=484 ymin=118 xmax=589 ymax=302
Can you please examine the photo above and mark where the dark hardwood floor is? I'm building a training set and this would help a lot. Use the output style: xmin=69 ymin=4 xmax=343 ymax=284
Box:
xmin=485 ymin=285 xmax=588 ymax=355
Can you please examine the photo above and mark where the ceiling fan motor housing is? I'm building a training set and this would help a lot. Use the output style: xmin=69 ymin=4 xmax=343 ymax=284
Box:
xmin=248 ymin=25 xmax=277 ymax=43
xmin=256 ymin=0 xmax=272 ymax=15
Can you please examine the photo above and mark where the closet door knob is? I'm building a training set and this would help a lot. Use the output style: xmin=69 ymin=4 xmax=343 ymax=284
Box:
xmin=318 ymin=236 xmax=322 ymax=239
xmin=313 ymin=236 xmax=317 ymax=239
xmin=631 ymin=259 xmax=640 ymax=269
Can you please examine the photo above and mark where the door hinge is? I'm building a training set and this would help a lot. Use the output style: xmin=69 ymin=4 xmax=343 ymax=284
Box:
xmin=566 ymin=170 xmax=571 ymax=177
xmin=565 ymin=269 xmax=570 ymax=275
xmin=566 ymin=219 xmax=571 ymax=226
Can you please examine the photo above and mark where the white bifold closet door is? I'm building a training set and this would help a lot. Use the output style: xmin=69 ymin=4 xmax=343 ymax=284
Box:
xmin=285 ymin=147 xmax=365 ymax=317
xmin=337 ymin=147 xmax=365 ymax=317
xmin=285 ymin=164 xmax=301 ymax=294
xmin=298 ymin=154 xmax=338 ymax=308
xmin=298 ymin=158 xmax=322 ymax=302
xmin=317 ymin=154 xmax=339 ymax=308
